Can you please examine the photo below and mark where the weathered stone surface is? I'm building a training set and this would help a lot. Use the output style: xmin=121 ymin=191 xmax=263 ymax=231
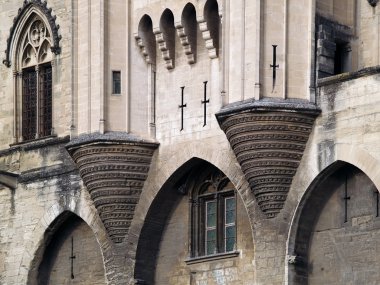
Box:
xmin=66 ymin=133 xmax=159 ymax=243
xmin=216 ymin=99 xmax=320 ymax=218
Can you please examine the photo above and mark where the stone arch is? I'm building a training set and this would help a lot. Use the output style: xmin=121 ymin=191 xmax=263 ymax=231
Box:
xmin=287 ymin=157 xmax=380 ymax=284
xmin=3 ymin=0 xmax=61 ymax=68
xmin=133 ymin=157 xmax=255 ymax=284
xmin=136 ymin=14 xmax=156 ymax=65
xmin=25 ymin=195 xmax=109 ymax=285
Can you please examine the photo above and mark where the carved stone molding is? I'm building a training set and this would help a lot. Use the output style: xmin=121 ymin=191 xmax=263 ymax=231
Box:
xmin=368 ymin=0 xmax=379 ymax=7
xmin=66 ymin=133 xmax=159 ymax=243
xmin=3 ymin=0 xmax=61 ymax=67
xmin=216 ymin=99 xmax=320 ymax=218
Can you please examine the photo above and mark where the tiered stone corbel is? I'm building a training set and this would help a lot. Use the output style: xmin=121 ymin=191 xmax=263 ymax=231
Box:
xmin=216 ymin=99 xmax=320 ymax=218
xmin=134 ymin=34 xmax=154 ymax=64
xmin=197 ymin=17 xmax=218 ymax=59
xmin=66 ymin=133 xmax=159 ymax=243
xmin=175 ymin=23 xmax=195 ymax=64
xmin=154 ymin=28 xmax=174 ymax=69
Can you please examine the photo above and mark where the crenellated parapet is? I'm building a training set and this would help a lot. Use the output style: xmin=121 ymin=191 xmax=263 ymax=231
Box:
xmin=66 ymin=133 xmax=159 ymax=243
xmin=216 ymin=99 xmax=320 ymax=218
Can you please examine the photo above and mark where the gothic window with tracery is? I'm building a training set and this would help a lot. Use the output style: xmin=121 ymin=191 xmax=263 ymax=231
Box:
xmin=19 ymin=16 xmax=53 ymax=141
xmin=191 ymin=170 xmax=237 ymax=257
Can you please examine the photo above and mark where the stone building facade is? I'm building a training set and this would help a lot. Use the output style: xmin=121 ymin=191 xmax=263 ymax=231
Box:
xmin=0 ymin=0 xmax=380 ymax=284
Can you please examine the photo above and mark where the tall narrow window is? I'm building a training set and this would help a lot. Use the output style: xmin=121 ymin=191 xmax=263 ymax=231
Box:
xmin=191 ymin=170 xmax=237 ymax=257
xmin=17 ymin=16 xmax=53 ymax=141
xmin=112 ymin=71 xmax=121 ymax=94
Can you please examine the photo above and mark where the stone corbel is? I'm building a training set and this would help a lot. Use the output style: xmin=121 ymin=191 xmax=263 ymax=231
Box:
xmin=154 ymin=28 xmax=174 ymax=69
xmin=197 ymin=16 xmax=218 ymax=59
xmin=134 ymin=33 xmax=154 ymax=65
xmin=66 ymin=132 xmax=159 ymax=244
xmin=216 ymin=99 xmax=320 ymax=218
xmin=175 ymin=22 xmax=195 ymax=64
xmin=0 ymin=171 xmax=18 ymax=189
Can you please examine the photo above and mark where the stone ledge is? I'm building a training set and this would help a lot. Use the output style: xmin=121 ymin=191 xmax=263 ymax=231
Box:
xmin=66 ymin=131 xmax=159 ymax=149
xmin=216 ymin=98 xmax=320 ymax=124
xmin=0 ymin=135 xmax=70 ymax=156
xmin=317 ymin=65 xmax=380 ymax=87
xmin=185 ymin=251 xmax=240 ymax=265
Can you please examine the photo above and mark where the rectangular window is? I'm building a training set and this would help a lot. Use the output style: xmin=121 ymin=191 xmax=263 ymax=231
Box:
xmin=22 ymin=64 xmax=52 ymax=141
xmin=112 ymin=71 xmax=121 ymax=94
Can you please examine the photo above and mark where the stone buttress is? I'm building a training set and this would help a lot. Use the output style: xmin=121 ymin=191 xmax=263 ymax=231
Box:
xmin=66 ymin=133 xmax=159 ymax=243
xmin=216 ymin=99 xmax=320 ymax=218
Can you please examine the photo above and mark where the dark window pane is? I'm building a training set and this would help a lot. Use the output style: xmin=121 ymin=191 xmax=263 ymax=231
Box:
xmin=225 ymin=225 xmax=236 ymax=251
xmin=206 ymin=229 xmax=216 ymax=255
xmin=206 ymin=201 xmax=216 ymax=227
xmin=22 ymin=69 xmax=37 ymax=140
xmin=225 ymin=197 xmax=235 ymax=224
xmin=39 ymin=65 xmax=52 ymax=137
xmin=112 ymin=71 xmax=121 ymax=94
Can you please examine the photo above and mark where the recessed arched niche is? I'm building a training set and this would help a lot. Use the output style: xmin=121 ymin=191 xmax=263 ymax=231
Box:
xmin=136 ymin=15 xmax=156 ymax=65
xmin=288 ymin=163 xmax=380 ymax=284
xmin=29 ymin=212 xmax=106 ymax=285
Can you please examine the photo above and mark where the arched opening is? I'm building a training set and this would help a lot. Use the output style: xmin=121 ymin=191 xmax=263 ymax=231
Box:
xmin=180 ymin=3 xmax=197 ymax=63
xmin=134 ymin=158 xmax=254 ymax=285
xmin=203 ymin=0 xmax=219 ymax=55
xmin=137 ymin=15 xmax=156 ymax=65
xmin=288 ymin=162 xmax=380 ymax=284
xmin=28 ymin=211 xmax=106 ymax=285
xmin=159 ymin=9 xmax=176 ymax=68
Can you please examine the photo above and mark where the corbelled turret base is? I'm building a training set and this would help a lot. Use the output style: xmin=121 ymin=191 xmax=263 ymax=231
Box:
xmin=216 ymin=99 xmax=320 ymax=218
xmin=66 ymin=132 xmax=159 ymax=243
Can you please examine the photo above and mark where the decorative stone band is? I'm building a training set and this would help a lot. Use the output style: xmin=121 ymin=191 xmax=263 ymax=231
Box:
xmin=66 ymin=132 xmax=159 ymax=243
xmin=216 ymin=99 xmax=320 ymax=218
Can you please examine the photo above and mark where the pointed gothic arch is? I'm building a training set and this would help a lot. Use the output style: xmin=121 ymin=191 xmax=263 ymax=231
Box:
xmin=287 ymin=161 xmax=380 ymax=284
xmin=27 ymin=210 xmax=106 ymax=285
xmin=134 ymin=157 xmax=255 ymax=285
xmin=3 ymin=0 xmax=61 ymax=68
xmin=4 ymin=1 xmax=61 ymax=142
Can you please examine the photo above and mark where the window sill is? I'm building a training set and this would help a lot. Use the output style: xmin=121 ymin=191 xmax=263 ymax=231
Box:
xmin=8 ymin=135 xmax=70 ymax=151
xmin=185 ymin=251 xmax=239 ymax=265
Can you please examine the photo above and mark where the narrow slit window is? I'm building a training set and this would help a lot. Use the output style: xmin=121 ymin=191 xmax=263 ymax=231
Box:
xmin=112 ymin=71 xmax=121 ymax=94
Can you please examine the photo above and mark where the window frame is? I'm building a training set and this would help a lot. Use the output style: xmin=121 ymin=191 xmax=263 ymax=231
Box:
xmin=112 ymin=70 xmax=121 ymax=95
xmin=190 ymin=170 xmax=237 ymax=259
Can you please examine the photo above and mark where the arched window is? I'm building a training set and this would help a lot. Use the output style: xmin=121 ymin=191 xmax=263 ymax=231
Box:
xmin=3 ymin=1 xmax=61 ymax=143
xmin=19 ymin=15 xmax=53 ymax=141
xmin=191 ymin=169 xmax=236 ymax=256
